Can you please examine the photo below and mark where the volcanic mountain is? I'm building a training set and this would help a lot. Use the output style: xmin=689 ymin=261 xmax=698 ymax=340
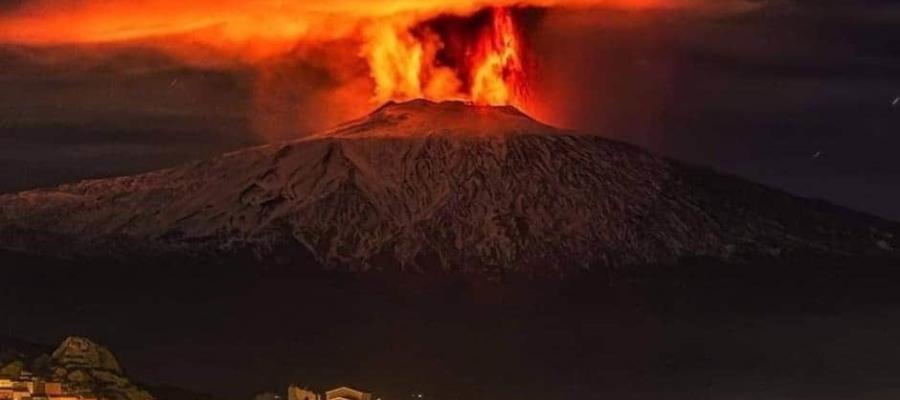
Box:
xmin=0 ymin=100 xmax=897 ymax=275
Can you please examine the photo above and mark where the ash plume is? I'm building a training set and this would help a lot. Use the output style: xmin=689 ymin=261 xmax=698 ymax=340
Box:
xmin=0 ymin=0 xmax=763 ymax=140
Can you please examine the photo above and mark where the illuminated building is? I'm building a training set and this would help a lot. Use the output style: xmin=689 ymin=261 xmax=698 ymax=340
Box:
xmin=324 ymin=387 xmax=371 ymax=400
xmin=287 ymin=386 xmax=320 ymax=400
xmin=0 ymin=374 xmax=95 ymax=400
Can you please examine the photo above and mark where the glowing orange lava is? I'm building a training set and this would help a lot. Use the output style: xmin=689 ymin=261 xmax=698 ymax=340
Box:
xmin=470 ymin=8 xmax=526 ymax=105
xmin=365 ymin=7 xmax=527 ymax=107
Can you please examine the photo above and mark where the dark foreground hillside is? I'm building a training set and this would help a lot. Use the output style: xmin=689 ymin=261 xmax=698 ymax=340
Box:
xmin=3 ymin=250 xmax=900 ymax=400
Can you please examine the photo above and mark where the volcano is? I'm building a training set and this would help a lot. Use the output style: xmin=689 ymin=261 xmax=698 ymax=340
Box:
xmin=1 ymin=100 xmax=897 ymax=275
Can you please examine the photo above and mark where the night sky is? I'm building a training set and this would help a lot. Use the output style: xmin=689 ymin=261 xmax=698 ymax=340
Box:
xmin=1 ymin=1 xmax=898 ymax=220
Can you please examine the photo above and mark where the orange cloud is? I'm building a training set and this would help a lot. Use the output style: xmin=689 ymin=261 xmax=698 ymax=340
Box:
xmin=0 ymin=0 xmax=760 ymax=139
xmin=0 ymin=1 xmax=751 ymax=47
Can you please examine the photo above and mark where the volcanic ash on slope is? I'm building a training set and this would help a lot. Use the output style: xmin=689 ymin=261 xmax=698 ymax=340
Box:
xmin=0 ymin=100 xmax=897 ymax=274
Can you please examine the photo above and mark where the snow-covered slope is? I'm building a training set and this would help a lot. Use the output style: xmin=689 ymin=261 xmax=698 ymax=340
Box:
xmin=0 ymin=100 xmax=897 ymax=274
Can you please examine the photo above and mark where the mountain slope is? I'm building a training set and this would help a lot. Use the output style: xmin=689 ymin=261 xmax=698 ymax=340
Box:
xmin=0 ymin=100 xmax=897 ymax=274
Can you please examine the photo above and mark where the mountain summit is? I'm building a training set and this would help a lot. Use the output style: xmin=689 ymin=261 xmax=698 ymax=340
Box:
xmin=0 ymin=100 xmax=897 ymax=275
xmin=314 ymin=99 xmax=557 ymax=139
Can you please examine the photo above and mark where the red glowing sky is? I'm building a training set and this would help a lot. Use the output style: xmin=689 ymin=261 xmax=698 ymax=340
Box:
xmin=0 ymin=1 xmax=759 ymax=116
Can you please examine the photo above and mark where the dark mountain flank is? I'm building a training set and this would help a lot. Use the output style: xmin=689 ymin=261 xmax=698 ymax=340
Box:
xmin=1 ymin=100 xmax=897 ymax=275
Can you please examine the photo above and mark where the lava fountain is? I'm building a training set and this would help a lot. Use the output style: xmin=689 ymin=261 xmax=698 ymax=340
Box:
xmin=365 ymin=7 xmax=530 ymax=107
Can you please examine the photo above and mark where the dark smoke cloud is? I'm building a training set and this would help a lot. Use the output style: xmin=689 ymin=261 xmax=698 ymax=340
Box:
xmin=527 ymin=3 xmax=900 ymax=219
xmin=0 ymin=34 xmax=373 ymax=190
xmin=0 ymin=44 xmax=258 ymax=190
xmin=250 ymin=39 xmax=375 ymax=140
xmin=0 ymin=0 xmax=28 ymax=12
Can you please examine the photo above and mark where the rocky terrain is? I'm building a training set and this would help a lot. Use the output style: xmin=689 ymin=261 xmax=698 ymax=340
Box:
xmin=0 ymin=100 xmax=897 ymax=276
xmin=0 ymin=336 xmax=154 ymax=400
